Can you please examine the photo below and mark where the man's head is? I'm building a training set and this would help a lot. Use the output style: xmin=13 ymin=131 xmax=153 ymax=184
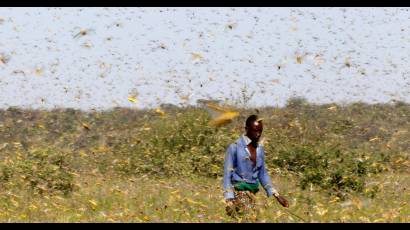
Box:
xmin=245 ymin=115 xmax=263 ymax=143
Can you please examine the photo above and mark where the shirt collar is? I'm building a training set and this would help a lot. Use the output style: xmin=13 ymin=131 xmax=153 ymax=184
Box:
xmin=241 ymin=134 xmax=264 ymax=148
xmin=242 ymin=134 xmax=252 ymax=146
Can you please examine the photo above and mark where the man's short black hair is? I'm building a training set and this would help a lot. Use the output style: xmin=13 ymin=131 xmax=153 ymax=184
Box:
xmin=246 ymin=114 xmax=261 ymax=128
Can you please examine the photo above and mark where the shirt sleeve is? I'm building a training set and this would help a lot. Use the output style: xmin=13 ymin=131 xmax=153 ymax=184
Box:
xmin=223 ymin=144 xmax=236 ymax=200
xmin=258 ymin=148 xmax=279 ymax=197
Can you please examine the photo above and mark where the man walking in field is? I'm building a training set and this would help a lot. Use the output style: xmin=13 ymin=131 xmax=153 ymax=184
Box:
xmin=223 ymin=115 xmax=289 ymax=220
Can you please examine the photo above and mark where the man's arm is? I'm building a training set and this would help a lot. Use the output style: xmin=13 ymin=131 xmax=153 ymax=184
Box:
xmin=258 ymin=149 xmax=289 ymax=207
xmin=223 ymin=144 xmax=236 ymax=200
xmin=257 ymin=152 xmax=279 ymax=197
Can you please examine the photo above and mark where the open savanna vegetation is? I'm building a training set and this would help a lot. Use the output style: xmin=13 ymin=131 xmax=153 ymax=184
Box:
xmin=0 ymin=98 xmax=409 ymax=222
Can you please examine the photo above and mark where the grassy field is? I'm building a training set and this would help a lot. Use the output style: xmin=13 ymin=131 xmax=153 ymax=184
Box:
xmin=0 ymin=172 xmax=408 ymax=222
xmin=0 ymin=99 xmax=409 ymax=222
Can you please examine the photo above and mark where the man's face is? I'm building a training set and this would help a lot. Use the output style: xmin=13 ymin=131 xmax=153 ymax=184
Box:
xmin=246 ymin=121 xmax=263 ymax=142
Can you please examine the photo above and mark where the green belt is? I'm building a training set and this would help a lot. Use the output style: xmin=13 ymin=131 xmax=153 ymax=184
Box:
xmin=233 ymin=181 xmax=260 ymax=194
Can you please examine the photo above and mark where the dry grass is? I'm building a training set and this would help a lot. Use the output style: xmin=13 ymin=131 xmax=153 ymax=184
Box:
xmin=0 ymin=171 xmax=408 ymax=222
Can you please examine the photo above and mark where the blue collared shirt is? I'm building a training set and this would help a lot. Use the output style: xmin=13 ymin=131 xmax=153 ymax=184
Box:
xmin=223 ymin=135 xmax=279 ymax=200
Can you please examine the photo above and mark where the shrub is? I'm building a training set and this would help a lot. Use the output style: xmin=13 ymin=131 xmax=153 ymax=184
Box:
xmin=112 ymin=108 xmax=235 ymax=178
xmin=0 ymin=148 xmax=75 ymax=195
xmin=270 ymin=143 xmax=388 ymax=198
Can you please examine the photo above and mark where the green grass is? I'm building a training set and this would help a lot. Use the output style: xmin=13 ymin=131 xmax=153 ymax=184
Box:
xmin=0 ymin=99 xmax=409 ymax=222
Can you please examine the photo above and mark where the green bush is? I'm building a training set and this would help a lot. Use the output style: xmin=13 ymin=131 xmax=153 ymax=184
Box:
xmin=0 ymin=148 xmax=75 ymax=195
xmin=270 ymin=144 xmax=388 ymax=198
xmin=112 ymin=109 xmax=235 ymax=178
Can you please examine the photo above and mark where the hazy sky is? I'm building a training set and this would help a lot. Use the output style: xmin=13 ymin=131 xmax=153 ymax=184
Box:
xmin=0 ymin=7 xmax=409 ymax=110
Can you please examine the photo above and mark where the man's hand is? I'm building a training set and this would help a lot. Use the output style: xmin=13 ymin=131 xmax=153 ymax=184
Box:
xmin=226 ymin=198 xmax=235 ymax=205
xmin=225 ymin=198 xmax=237 ymax=216
xmin=275 ymin=195 xmax=289 ymax=208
